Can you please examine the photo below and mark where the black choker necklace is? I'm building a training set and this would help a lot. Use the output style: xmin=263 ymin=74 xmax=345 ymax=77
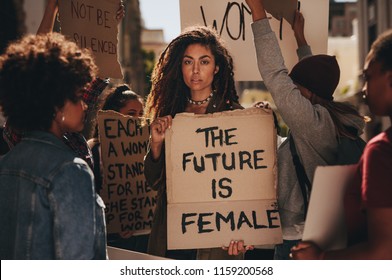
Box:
xmin=187 ymin=92 xmax=213 ymax=105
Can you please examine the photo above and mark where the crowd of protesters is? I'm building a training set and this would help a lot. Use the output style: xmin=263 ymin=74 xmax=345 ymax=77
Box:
xmin=0 ymin=0 xmax=391 ymax=260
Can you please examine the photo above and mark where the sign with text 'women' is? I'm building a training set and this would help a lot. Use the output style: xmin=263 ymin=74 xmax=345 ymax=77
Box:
xmin=59 ymin=0 xmax=122 ymax=78
xmin=180 ymin=0 xmax=329 ymax=81
xmin=165 ymin=108 xmax=282 ymax=249
xmin=97 ymin=111 xmax=156 ymax=235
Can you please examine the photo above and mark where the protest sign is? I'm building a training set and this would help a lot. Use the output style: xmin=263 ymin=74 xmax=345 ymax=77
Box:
xmin=165 ymin=108 xmax=282 ymax=249
xmin=303 ymin=165 xmax=357 ymax=251
xmin=179 ymin=0 xmax=329 ymax=81
xmin=97 ymin=110 xmax=156 ymax=235
xmin=59 ymin=0 xmax=122 ymax=78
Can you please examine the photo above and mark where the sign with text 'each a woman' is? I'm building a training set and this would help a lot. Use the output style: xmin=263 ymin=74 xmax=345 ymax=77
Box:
xmin=165 ymin=108 xmax=282 ymax=250
xmin=97 ymin=110 xmax=156 ymax=235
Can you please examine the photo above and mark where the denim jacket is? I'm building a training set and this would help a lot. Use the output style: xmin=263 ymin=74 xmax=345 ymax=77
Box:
xmin=0 ymin=131 xmax=107 ymax=259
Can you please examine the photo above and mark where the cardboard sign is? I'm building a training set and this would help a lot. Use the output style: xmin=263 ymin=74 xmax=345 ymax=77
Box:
xmin=264 ymin=0 xmax=298 ymax=26
xmin=302 ymin=165 xmax=357 ymax=251
xmin=97 ymin=111 xmax=156 ymax=235
xmin=179 ymin=0 xmax=329 ymax=81
xmin=165 ymin=108 xmax=282 ymax=249
xmin=58 ymin=0 xmax=123 ymax=78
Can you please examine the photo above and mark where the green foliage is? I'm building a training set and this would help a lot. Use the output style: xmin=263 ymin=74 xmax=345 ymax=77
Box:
xmin=142 ymin=49 xmax=155 ymax=96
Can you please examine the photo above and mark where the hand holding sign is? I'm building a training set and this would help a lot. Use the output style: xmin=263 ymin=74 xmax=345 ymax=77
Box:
xmin=292 ymin=10 xmax=307 ymax=47
xmin=291 ymin=241 xmax=324 ymax=260
xmin=223 ymin=240 xmax=255 ymax=255
xmin=150 ymin=115 xmax=172 ymax=160
xmin=116 ymin=0 xmax=125 ymax=21
xmin=263 ymin=0 xmax=298 ymax=26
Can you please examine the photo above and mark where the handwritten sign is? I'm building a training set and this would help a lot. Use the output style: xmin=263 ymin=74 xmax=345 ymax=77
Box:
xmin=59 ymin=0 xmax=122 ymax=78
xmin=303 ymin=165 xmax=357 ymax=251
xmin=165 ymin=108 xmax=282 ymax=249
xmin=97 ymin=111 xmax=156 ymax=235
xmin=179 ymin=0 xmax=329 ymax=81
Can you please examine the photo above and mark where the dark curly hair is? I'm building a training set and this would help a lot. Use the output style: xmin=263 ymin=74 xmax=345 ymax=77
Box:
xmin=102 ymin=84 xmax=144 ymax=112
xmin=144 ymin=25 xmax=239 ymax=121
xmin=370 ymin=29 xmax=392 ymax=72
xmin=0 ymin=32 xmax=97 ymax=131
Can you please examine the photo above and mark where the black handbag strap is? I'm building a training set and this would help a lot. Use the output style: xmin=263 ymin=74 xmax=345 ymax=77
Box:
xmin=289 ymin=136 xmax=312 ymax=218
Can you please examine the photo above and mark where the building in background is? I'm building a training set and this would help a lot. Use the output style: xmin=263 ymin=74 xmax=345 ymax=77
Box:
xmin=357 ymin=0 xmax=392 ymax=137
xmin=2 ymin=0 xmax=391 ymax=138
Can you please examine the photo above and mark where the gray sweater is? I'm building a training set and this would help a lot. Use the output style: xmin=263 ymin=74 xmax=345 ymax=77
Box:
xmin=251 ymin=19 xmax=364 ymax=239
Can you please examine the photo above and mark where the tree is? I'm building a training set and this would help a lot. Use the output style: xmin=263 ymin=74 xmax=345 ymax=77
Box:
xmin=121 ymin=0 xmax=145 ymax=96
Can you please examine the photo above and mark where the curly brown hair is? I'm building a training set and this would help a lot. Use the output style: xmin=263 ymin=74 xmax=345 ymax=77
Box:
xmin=0 ymin=32 xmax=97 ymax=131
xmin=144 ymin=26 xmax=239 ymax=121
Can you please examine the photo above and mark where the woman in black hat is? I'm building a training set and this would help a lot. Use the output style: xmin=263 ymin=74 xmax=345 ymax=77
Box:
xmin=246 ymin=0 xmax=365 ymax=259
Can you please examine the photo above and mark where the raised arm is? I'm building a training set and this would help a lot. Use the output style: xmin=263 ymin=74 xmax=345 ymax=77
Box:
xmin=292 ymin=10 xmax=308 ymax=48
xmin=245 ymin=0 xmax=267 ymax=21
xmin=37 ymin=0 xmax=58 ymax=35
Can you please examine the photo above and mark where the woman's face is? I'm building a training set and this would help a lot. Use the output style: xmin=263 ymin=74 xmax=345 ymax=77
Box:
xmin=181 ymin=43 xmax=219 ymax=96
xmin=362 ymin=51 xmax=392 ymax=116
xmin=61 ymin=92 xmax=88 ymax=133
xmin=118 ymin=99 xmax=144 ymax=117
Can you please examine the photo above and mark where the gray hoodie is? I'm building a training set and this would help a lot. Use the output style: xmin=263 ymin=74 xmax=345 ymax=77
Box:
xmin=251 ymin=19 xmax=364 ymax=240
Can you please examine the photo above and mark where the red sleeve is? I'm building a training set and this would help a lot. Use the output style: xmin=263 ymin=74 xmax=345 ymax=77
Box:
xmin=362 ymin=139 xmax=392 ymax=208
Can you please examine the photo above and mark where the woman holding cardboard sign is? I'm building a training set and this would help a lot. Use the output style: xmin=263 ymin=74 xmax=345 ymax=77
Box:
xmin=245 ymin=0 xmax=366 ymax=260
xmin=88 ymin=84 xmax=149 ymax=253
xmin=144 ymin=26 xmax=254 ymax=259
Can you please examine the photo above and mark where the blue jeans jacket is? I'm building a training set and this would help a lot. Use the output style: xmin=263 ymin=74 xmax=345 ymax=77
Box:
xmin=0 ymin=131 xmax=107 ymax=259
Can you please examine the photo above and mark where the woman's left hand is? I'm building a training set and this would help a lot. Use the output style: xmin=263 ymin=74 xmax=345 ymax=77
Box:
xmin=223 ymin=240 xmax=254 ymax=255
xmin=116 ymin=0 xmax=125 ymax=21
xmin=290 ymin=241 xmax=324 ymax=260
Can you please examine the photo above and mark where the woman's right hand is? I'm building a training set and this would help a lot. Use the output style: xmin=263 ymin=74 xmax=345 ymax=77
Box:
xmin=223 ymin=240 xmax=254 ymax=256
xmin=292 ymin=10 xmax=308 ymax=47
xmin=245 ymin=0 xmax=267 ymax=21
xmin=149 ymin=115 xmax=172 ymax=160
xmin=37 ymin=0 xmax=59 ymax=34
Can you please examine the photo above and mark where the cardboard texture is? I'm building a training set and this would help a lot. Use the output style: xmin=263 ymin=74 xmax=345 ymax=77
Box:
xmin=179 ymin=0 xmax=329 ymax=81
xmin=264 ymin=0 xmax=298 ymax=26
xmin=97 ymin=111 xmax=156 ymax=235
xmin=302 ymin=165 xmax=357 ymax=251
xmin=165 ymin=108 xmax=282 ymax=250
xmin=58 ymin=0 xmax=123 ymax=78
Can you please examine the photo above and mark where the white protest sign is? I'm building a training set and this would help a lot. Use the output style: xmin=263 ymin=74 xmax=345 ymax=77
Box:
xmin=165 ymin=108 xmax=282 ymax=249
xmin=179 ymin=0 xmax=329 ymax=81
xmin=303 ymin=165 xmax=357 ymax=251
xmin=97 ymin=110 xmax=156 ymax=235
xmin=59 ymin=0 xmax=123 ymax=78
